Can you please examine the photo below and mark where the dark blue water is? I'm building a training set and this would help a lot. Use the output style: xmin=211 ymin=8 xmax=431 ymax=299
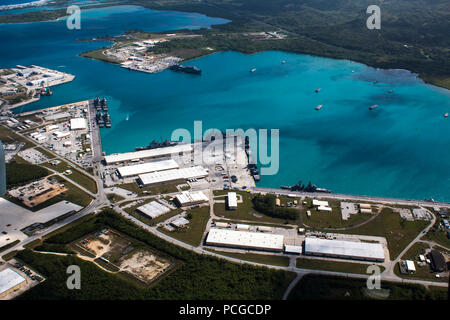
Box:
xmin=2 ymin=5 xmax=450 ymax=201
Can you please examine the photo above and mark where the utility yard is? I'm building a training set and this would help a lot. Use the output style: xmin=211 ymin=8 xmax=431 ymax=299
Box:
xmin=72 ymin=229 xmax=174 ymax=285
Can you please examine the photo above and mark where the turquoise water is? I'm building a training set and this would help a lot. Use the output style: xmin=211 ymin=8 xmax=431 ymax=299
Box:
xmin=2 ymin=6 xmax=450 ymax=201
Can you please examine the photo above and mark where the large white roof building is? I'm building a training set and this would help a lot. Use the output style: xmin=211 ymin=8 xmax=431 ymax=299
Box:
xmin=117 ymin=159 xmax=179 ymax=178
xmin=227 ymin=192 xmax=237 ymax=210
xmin=206 ymin=228 xmax=285 ymax=252
xmin=175 ymin=191 xmax=209 ymax=206
xmin=304 ymin=237 xmax=385 ymax=262
xmin=136 ymin=201 xmax=170 ymax=219
xmin=138 ymin=166 xmax=208 ymax=186
xmin=104 ymin=144 xmax=192 ymax=164
xmin=0 ymin=268 xmax=26 ymax=298
xmin=70 ymin=118 xmax=87 ymax=130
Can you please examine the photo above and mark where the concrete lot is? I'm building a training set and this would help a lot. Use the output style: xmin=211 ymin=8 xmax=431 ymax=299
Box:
xmin=0 ymin=198 xmax=82 ymax=247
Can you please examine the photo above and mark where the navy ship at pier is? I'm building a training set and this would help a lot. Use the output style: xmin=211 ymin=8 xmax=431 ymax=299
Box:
xmin=135 ymin=140 xmax=178 ymax=151
xmin=281 ymin=181 xmax=331 ymax=193
xmin=169 ymin=64 xmax=201 ymax=75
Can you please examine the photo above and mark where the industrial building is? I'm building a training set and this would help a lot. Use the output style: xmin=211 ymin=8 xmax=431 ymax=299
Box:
xmin=428 ymin=250 xmax=447 ymax=272
xmin=0 ymin=268 xmax=26 ymax=298
xmin=104 ymin=144 xmax=192 ymax=165
xmin=117 ymin=159 xmax=179 ymax=178
xmin=304 ymin=237 xmax=385 ymax=262
xmin=136 ymin=201 xmax=170 ymax=219
xmin=138 ymin=166 xmax=208 ymax=187
xmin=205 ymin=228 xmax=285 ymax=252
xmin=70 ymin=118 xmax=87 ymax=130
xmin=284 ymin=245 xmax=302 ymax=254
xmin=174 ymin=190 xmax=209 ymax=207
xmin=171 ymin=217 xmax=190 ymax=228
xmin=227 ymin=192 xmax=237 ymax=210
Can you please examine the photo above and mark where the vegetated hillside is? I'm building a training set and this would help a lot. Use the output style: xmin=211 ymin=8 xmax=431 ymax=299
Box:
xmin=131 ymin=0 xmax=450 ymax=87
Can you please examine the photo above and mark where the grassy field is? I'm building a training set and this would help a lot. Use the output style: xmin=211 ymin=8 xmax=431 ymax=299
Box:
xmin=158 ymin=205 xmax=210 ymax=246
xmin=213 ymin=190 xmax=301 ymax=225
xmin=79 ymin=48 xmax=122 ymax=64
xmin=66 ymin=168 xmax=98 ymax=194
xmin=119 ymin=182 xmax=178 ymax=196
xmin=337 ymin=208 xmax=429 ymax=260
xmin=206 ymin=249 xmax=290 ymax=267
xmin=296 ymin=258 xmax=385 ymax=274
xmin=300 ymin=197 xmax=376 ymax=229
xmin=41 ymin=160 xmax=97 ymax=194
xmin=394 ymin=242 xmax=448 ymax=283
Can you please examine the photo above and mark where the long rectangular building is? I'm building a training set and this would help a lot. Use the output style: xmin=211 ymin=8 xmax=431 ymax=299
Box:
xmin=304 ymin=237 xmax=385 ymax=262
xmin=138 ymin=166 xmax=208 ymax=186
xmin=0 ymin=268 xmax=26 ymax=298
xmin=136 ymin=201 xmax=170 ymax=219
xmin=117 ymin=159 xmax=179 ymax=178
xmin=205 ymin=228 xmax=284 ymax=252
xmin=104 ymin=144 xmax=192 ymax=165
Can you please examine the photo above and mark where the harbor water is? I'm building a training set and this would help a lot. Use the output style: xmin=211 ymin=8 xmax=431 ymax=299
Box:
xmin=1 ymin=6 xmax=450 ymax=201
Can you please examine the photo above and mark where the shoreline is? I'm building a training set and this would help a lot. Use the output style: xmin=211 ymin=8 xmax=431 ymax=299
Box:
xmin=0 ymin=0 xmax=49 ymax=11
xmin=0 ymin=5 xmax=448 ymax=90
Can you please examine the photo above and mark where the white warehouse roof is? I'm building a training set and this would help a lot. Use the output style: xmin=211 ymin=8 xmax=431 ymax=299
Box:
xmin=0 ymin=268 xmax=26 ymax=296
xmin=284 ymin=245 xmax=302 ymax=254
xmin=70 ymin=118 xmax=87 ymax=130
xmin=139 ymin=166 xmax=208 ymax=186
xmin=304 ymin=237 xmax=385 ymax=262
xmin=313 ymin=199 xmax=329 ymax=207
xmin=206 ymin=228 xmax=284 ymax=251
xmin=175 ymin=191 xmax=208 ymax=205
xmin=171 ymin=217 xmax=190 ymax=228
xmin=227 ymin=192 xmax=237 ymax=208
xmin=117 ymin=159 xmax=179 ymax=177
xmin=405 ymin=260 xmax=416 ymax=272
xmin=136 ymin=201 xmax=170 ymax=219
xmin=104 ymin=144 xmax=192 ymax=164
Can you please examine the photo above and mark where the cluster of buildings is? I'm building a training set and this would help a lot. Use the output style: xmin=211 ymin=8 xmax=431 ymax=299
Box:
xmin=0 ymin=65 xmax=74 ymax=106
xmin=205 ymin=226 xmax=386 ymax=262
xmin=103 ymin=38 xmax=182 ymax=74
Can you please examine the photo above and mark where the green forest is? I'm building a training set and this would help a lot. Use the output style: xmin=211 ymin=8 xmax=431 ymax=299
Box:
xmin=1 ymin=0 xmax=448 ymax=87
xmin=288 ymin=274 xmax=448 ymax=300
xmin=15 ymin=209 xmax=294 ymax=300
xmin=6 ymin=160 xmax=49 ymax=188
xmin=252 ymin=194 xmax=298 ymax=220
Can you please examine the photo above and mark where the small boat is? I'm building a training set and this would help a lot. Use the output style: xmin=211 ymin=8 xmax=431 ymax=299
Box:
xmin=315 ymin=88 xmax=321 ymax=93
xmin=444 ymin=113 xmax=448 ymax=117
xmin=369 ymin=104 xmax=378 ymax=110
xmin=281 ymin=60 xmax=286 ymax=64
xmin=315 ymin=104 xmax=323 ymax=111
xmin=250 ymin=68 xmax=256 ymax=73
xmin=387 ymin=89 xmax=394 ymax=93
xmin=351 ymin=70 xmax=355 ymax=73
